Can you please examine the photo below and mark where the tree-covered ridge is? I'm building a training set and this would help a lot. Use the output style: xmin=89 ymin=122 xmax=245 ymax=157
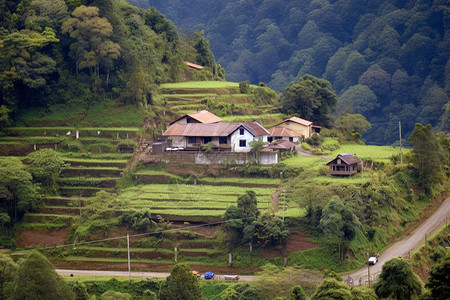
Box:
xmin=0 ymin=0 xmax=223 ymax=124
xmin=142 ymin=0 xmax=449 ymax=145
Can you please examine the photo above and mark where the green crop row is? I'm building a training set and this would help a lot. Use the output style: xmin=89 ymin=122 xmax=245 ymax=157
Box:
xmin=128 ymin=200 xmax=272 ymax=209
xmin=131 ymin=194 xmax=272 ymax=203
xmin=124 ymin=184 xmax=276 ymax=196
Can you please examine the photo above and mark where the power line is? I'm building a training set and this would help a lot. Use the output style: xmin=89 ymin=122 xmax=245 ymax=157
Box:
xmin=20 ymin=218 xmax=248 ymax=252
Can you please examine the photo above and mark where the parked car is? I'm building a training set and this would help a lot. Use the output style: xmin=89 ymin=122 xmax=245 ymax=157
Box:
xmin=192 ymin=271 xmax=201 ymax=279
xmin=204 ymin=272 xmax=215 ymax=280
xmin=368 ymin=256 xmax=378 ymax=265
xmin=224 ymin=275 xmax=240 ymax=281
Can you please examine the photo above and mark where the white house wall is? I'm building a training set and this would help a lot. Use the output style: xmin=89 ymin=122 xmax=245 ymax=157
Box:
xmin=230 ymin=129 xmax=254 ymax=152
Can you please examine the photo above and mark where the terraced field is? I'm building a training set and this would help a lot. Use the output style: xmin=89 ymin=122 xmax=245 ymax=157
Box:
xmin=2 ymin=81 xmax=307 ymax=272
xmin=159 ymin=81 xmax=284 ymax=127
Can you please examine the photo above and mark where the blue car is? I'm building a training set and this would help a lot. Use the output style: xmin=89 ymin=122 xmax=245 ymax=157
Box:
xmin=204 ymin=272 xmax=215 ymax=280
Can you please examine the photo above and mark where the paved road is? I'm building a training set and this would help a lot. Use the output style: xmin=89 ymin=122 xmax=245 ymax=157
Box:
xmin=56 ymin=198 xmax=449 ymax=285
xmin=56 ymin=269 xmax=257 ymax=281
xmin=343 ymin=197 xmax=450 ymax=285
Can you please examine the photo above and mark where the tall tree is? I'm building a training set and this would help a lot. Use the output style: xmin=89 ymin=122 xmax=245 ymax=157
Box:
xmin=408 ymin=123 xmax=445 ymax=195
xmin=280 ymin=74 xmax=337 ymax=127
xmin=319 ymin=196 xmax=361 ymax=260
xmin=374 ymin=257 xmax=422 ymax=300
xmin=159 ymin=264 xmax=202 ymax=300
xmin=25 ymin=148 xmax=66 ymax=191
xmin=0 ymin=255 xmax=18 ymax=300
xmin=10 ymin=251 xmax=75 ymax=300
xmin=61 ymin=5 xmax=120 ymax=87
xmin=0 ymin=158 xmax=41 ymax=227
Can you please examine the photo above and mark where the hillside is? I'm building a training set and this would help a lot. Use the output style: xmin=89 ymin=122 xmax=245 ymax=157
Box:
xmin=137 ymin=0 xmax=450 ymax=145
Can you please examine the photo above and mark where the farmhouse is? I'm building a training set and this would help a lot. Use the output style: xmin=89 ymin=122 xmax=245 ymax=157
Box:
xmin=162 ymin=120 xmax=269 ymax=152
xmin=326 ymin=153 xmax=360 ymax=176
xmin=169 ymin=110 xmax=222 ymax=125
xmin=267 ymin=126 xmax=301 ymax=143
xmin=274 ymin=116 xmax=314 ymax=139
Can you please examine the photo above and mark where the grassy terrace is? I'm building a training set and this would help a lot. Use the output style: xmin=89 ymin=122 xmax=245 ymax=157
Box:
xmin=122 ymin=184 xmax=275 ymax=197
xmin=161 ymin=81 xmax=240 ymax=89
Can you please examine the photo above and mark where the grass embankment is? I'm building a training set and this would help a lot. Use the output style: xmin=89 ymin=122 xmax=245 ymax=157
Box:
xmin=411 ymin=223 xmax=449 ymax=282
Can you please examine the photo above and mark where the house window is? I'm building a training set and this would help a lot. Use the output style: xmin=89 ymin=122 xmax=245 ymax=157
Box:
xmin=239 ymin=140 xmax=246 ymax=147
xmin=289 ymin=137 xmax=293 ymax=142
xmin=203 ymin=137 xmax=212 ymax=144
xmin=239 ymin=128 xmax=244 ymax=135
xmin=268 ymin=137 xmax=273 ymax=143
xmin=275 ymin=136 xmax=282 ymax=140
xmin=219 ymin=137 xmax=228 ymax=144
xmin=188 ymin=137 xmax=196 ymax=144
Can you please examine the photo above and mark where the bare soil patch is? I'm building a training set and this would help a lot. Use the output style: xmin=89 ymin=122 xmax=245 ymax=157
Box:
xmin=271 ymin=189 xmax=281 ymax=213
xmin=285 ymin=231 xmax=320 ymax=253
xmin=17 ymin=229 xmax=69 ymax=247
xmin=261 ymin=231 xmax=320 ymax=258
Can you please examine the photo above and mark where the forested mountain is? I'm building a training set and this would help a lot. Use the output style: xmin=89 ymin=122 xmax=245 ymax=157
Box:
xmin=0 ymin=0 xmax=221 ymax=126
xmin=137 ymin=0 xmax=450 ymax=145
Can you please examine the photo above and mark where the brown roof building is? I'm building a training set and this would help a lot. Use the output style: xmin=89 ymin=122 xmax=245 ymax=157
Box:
xmin=268 ymin=126 xmax=301 ymax=143
xmin=326 ymin=153 xmax=360 ymax=176
xmin=274 ymin=116 xmax=314 ymax=138
xmin=162 ymin=121 xmax=269 ymax=152
xmin=169 ymin=110 xmax=223 ymax=125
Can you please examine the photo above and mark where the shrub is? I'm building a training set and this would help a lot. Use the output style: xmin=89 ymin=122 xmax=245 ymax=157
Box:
xmin=306 ymin=133 xmax=324 ymax=147
xmin=239 ymin=80 xmax=250 ymax=94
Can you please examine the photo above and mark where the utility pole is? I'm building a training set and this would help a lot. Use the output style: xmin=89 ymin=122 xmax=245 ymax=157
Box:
xmin=367 ymin=251 xmax=371 ymax=288
xmin=127 ymin=233 xmax=131 ymax=284
xmin=399 ymin=121 xmax=403 ymax=165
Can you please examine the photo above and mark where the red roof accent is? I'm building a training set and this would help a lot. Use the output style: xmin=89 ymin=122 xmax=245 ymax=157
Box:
xmin=185 ymin=61 xmax=204 ymax=70
xmin=170 ymin=110 xmax=222 ymax=125
xmin=268 ymin=127 xmax=301 ymax=137
xmin=276 ymin=116 xmax=312 ymax=127
xmin=163 ymin=121 xmax=269 ymax=138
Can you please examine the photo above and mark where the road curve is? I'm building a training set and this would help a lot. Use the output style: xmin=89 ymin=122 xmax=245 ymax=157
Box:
xmin=343 ymin=197 xmax=450 ymax=285
xmin=56 ymin=269 xmax=257 ymax=281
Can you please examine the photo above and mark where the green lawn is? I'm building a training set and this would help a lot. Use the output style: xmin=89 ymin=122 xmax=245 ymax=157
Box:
xmin=329 ymin=144 xmax=407 ymax=162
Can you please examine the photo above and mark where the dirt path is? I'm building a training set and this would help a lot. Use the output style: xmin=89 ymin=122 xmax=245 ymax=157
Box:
xmin=342 ymin=197 xmax=450 ymax=285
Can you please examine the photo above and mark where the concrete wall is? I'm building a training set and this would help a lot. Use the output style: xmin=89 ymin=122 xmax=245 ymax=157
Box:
xmin=161 ymin=151 xmax=277 ymax=165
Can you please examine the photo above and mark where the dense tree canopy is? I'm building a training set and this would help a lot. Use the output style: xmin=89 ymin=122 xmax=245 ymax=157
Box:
xmin=319 ymin=196 xmax=361 ymax=260
xmin=373 ymin=257 xmax=422 ymax=300
xmin=280 ymin=74 xmax=337 ymax=127
xmin=143 ymin=0 xmax=450 ymax=145
xmin=10 ymin=251 xmax=75 ymax=300
xmin=159 ymin=264 xmax=202 ymax=300
xmin=408 ymin=123 xmax=446 ymax=195
xmin=425 ymin=252 xmax=450 ymax=300
xmin=0 ymin=158 xmax=41 ymax=227
xmin=0 ymin=0 xmax=220 ymax=122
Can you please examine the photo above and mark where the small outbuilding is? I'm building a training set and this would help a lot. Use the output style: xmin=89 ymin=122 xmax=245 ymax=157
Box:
xmin=326 ymin=153 xmax=360 ymax=176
